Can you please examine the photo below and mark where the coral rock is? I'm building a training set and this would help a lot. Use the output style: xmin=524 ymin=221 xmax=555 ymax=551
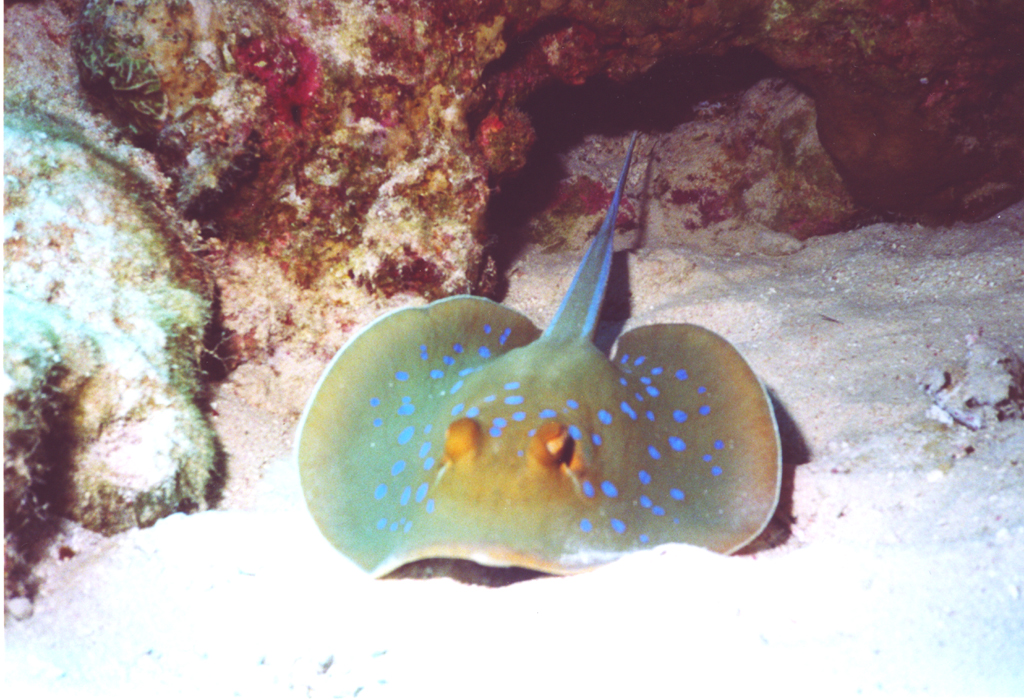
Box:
xmin=3 ymin=114 xmax=218 ymax=577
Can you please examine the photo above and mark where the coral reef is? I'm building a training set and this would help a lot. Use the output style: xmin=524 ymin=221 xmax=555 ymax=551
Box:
xmin=3 ymin=113 xmax=219 ymax=598
xmin=49 ymin=0 xmax=1024 ymax=372
xmin=651 ymin=78 xmax=859 ymax=244
xmin=527 ymin=79 xmax=857 ymax=253
xmin=62 ymin=0 xmax=1023 ymax=303
xmin=751 ymin=0 xmax=1024 ymax=221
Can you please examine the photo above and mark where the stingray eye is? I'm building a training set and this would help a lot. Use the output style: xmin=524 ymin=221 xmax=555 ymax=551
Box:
xmin=444 ymin=417 xmax=481 ymax=463
xmin=529 ymin=421 xmax=580 ymax=472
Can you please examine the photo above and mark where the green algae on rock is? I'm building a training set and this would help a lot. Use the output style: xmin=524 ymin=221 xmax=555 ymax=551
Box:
xmin=3 ymin=113 xmax=220 ymax=598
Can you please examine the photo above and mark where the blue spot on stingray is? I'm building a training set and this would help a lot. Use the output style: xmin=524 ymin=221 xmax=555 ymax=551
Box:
xmin=568 ymin=425 xmax=582 ymax=440
xmin=673 ymin=410 xmax=688 ymax=423
xmin=370 ymin=397 xmax=381 ymax=407
xmin=397 ymin=427 xmax=415 ymax=445
xmin=651 ymin=367 xmax=664 ymax=375
xmin=478 ymin=346 xmax=491 ymax=358
xmin=539 ymin=408 xmax=557 ymax=419
xmin=390 ymin=522 xmax=398 ymax=532
xmin=669 ymin=436 xmax=686 ymax=451
xmin=426 ymin=499 xmax=435 ymax=514
xmin=443 ymin=355 xmax=455 ymax=366
xmin=484 ymin=395 xmax=496 ymax=403
xmin=504 ymin=382 xmax=520 ymax=390
xmin=391 ymin=460 xmax=406 ymax=476
xmin=646 ymin=410 xmax=655 ymax=421
xmin=676 ymin=369 xmax=689 ymax=380
xmin=493 ymin=418 xmax=508 ymax=428
xmin=400 ymin=486 xmax=411 ymax=506
xmin=652 ymin=505 xmax=666 ymax=516
xmin=638 ymin=470 xmax=652 ymax=484
xmin=451 ymin=380 xmax=464 ymax=393
xmin=504 ymin=395 xmax=524 ymax=405
xmin=639 ymin=495 xmax=652 ymax=508
xmin=466 ymin=406 xmax=480 ymax=418
xmin=423 ymin=424 xmax=432 ymax=434
xmin=453 ymin=343 xmax=464 ymax=353
xmin=699 ymin=405 xmax=711 ymax=416
xmin=646 ymin=386 xmax=660 ymax=397
xmin=376 ymin=518 xmax=387 ymax=530
xmin=634 ymin=356 xmax=646 ymax=366
xmin=418 ymin=442 xmax=431 ymax=458
xmin=698 ymin=386 xmax=707 ymax=394
xmin=499 ymin=327 xmax=512 ymax=345
xmin=403 ymin=521 xmax=413 ymax=533
xmin=670 ymin=488 xmax=685 ymax=501
xmin=430 ymin=369 xmax=444 ymax=379
xmin=489 ymin=427 xmax=502 ymax=437
xmin=620 ymin=402 xmax=637 ymax=420
xmin=483 ymin=324 xmax=492 ymax=334
xmin=601 ymin=481 xmax=619 ymax=498
xmin=419 ymin=345 xmax=428 ymax=360
xmin=422 ymin=457 xmax=435 ymax=471
xmin=714 ymin=439 xmax=725 ymax=450
xmin=619 ymin=377 xmax=628 ymax=386
xmin=712 ymin=466 xmax=723 ymax=476
xmin=451 ymin=403 xmax=464 ymax=417
xmin=610 ymin=518 xmax=627 ymax=534
xmin=566 ymin=399 xmax=580 ymax=410
xmin=598 ymin=410 xmax=612 ymax=425
xmin=635 ymin=393 xmax=645 ymax=402
xmin=592 ymin=433 xmax=602 ymax=446
xmin=458 ymin=368 xmax=476 ymax=377
xmin=374 ymin=484 xmax=387 ymax=500
xmin=639 ymin=534 xmax=650 ymax=544
xmin=582 ymin=481 xmax=596 ymax=498
xmin=512 ymin=411 xmax=526 ymax=421
xmin=395 ymin=371 xmax=409 ymax=381
xmin=580 ymin=518 xmax=593 ymax=533
xmin=640 ymin=377 xmax=652 ymax=385
xmin=648 ymin=445 xmax=661 ymax=460
xmin=397 ymin=404 xmax=414 ymax=416
xmin=621 ymin=354 xmax=630 ymax=364
xmin=703 ymin=454 xmax=713 ymax=462
xmin=373 ymin=418 xmax=383 ymax=427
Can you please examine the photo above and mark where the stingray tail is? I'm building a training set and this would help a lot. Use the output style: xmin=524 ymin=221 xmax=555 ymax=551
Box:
xmin=543 ymin=131 xmax=639 ymax=344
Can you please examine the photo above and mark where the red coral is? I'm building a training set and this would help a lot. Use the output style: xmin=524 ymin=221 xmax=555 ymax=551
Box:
xmin=670 ymin=187 xmax=734 ymax=227
xmin=553 ymin=176 xmax=636 ymax=225
xmin=476 ymin=109 xmax=535 ymax=175
xmin=234 ymin=35 xmax=322 ymax=131
xmin=539 ymin=25 xmax=602 ymax=86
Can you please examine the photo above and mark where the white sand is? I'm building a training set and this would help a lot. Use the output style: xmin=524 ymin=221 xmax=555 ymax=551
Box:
xmin=6 ymin=204 xmax=1024 ymax=697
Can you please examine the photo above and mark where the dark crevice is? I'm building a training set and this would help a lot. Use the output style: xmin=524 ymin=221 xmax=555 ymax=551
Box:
xmin=484 ymin=48 xmax=782 ymax=285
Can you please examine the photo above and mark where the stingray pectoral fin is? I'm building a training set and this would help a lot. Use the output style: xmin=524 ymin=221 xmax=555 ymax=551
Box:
xmin=613 ymin=324 xmax=781 ymax=552
xmin=296 ymin=296 xmax=542 ymax=574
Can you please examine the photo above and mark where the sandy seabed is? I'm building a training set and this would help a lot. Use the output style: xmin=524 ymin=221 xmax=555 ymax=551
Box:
xmin=6 ymin=202 xmax=1024 ymax=697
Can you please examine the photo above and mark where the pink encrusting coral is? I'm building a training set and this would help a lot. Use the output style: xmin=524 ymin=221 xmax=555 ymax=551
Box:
xmin=233 ymin=35 xmax=323 ymax=133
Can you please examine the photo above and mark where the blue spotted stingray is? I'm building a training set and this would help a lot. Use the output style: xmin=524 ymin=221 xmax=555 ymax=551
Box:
xmin=296 ymin=133 xmax=781 ymax=576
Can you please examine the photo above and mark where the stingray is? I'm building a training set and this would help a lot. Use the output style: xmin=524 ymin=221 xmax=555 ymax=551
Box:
xmin=296 ymin=133 xmax=781 ymax=576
